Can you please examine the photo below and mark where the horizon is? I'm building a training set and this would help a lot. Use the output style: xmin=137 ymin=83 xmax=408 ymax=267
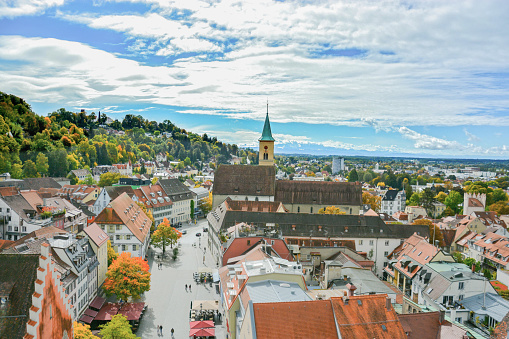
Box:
xmin=1 ymin=1 xmax=509 ymax=159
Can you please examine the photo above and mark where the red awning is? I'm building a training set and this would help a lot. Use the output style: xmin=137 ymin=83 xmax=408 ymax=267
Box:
xmin=189 ymin=327 xmax=215 ymax=337
xmin=79 ymin=314 xmax=94 ymax=324
xmin=118 ymin=302 xmax=145 ymax=321
xmin=84 ymin=308 xmax=98 ymax=318
xmin=90 ymin=296 xmax=106 ymax=310
xmin=95 ymin=303 xmax=120 ymax=321
xmin=189 ymin=320 xmax=214 ymax=329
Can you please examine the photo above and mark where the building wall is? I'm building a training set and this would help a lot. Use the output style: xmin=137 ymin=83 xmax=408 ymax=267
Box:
xmin=258 ymin=141 xmax=274 ymax=166
xmin=81 ymin=188 xmax=100 ymax=204
xmin=99 ymin=223 xmax=145 ymax=258
xmin=212 ymin=194 xmax=273 ymax=210
xmin=26 ymin=244 xmax=73 ymax=339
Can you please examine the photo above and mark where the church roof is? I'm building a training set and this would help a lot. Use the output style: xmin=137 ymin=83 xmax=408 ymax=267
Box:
xmin=259 ymin=113 xmax=275 ymax=141
xmin=274 ymin=181 xmax=362 ymax=206
xmin=213 ymin=165 xmax=276 ymax=196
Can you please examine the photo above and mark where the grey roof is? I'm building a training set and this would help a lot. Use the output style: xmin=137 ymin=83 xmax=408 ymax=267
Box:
xmin=425 ymin=274 xmax=451 ymax=301
xmin=330 ymin=268 xmax=395 ymax=296
xmin=1 ymin=194 xmax=35 ymax=221
xmin=70 ymin=169 xmax=91 ymax=177
xmin=105 ymin=185 xmax=135 ymax=200
xmin=383 ymin=190 xmax=401 ymax=201
xmin=245 ymin=280 xmax=311 ymax=303
xmin=219 ymin=210 xmax=430 ymax=239
xmin=159 ymin=178 xmax=193 ymax=202
xmin=213 ymin=165 xmax=276 ymax=196
xmin=274 ymin=181 xmax=362 ymax=206
xmin=22 ymin=177 xmax=62 ymax=190
xmin=459 ymin=293 xmax=509 ymax=322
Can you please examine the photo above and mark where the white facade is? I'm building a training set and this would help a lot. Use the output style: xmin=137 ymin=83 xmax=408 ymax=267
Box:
xmin=0 ymin=198 xmax=52 ymax=241
xmin=332 ymin=157 xmax=345 ymax=174
xmin=353 ymin=237 xmax=403 ymax=276
xmin=380 ymin=190 xmax=406 ymax=216
xmin=100 ymin=223 xmax=150 ymax=259
xmin=92 ymin=188 xmax=111 ymax=215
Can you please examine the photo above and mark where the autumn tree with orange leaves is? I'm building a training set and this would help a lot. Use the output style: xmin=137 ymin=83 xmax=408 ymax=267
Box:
xmin=151 ymin=218 xmax=182 ymax=254
xmin=103 ymin=252 xmax=151 ymax=301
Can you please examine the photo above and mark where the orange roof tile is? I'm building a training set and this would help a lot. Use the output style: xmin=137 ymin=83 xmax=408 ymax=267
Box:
xmin=253 ymin=300 xmax=339 ymax=339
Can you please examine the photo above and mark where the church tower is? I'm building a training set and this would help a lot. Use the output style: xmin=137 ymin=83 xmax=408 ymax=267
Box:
xmin=259 ymin=103 xmax=275 ymax=166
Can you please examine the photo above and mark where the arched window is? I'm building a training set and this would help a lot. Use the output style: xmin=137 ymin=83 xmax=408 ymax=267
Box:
xmin=255 ymin=197 xmax=259 ymax=201
xmin=297 ymin=206 xmax=300 ymax=213
xmin=245 ymin=197 xmax=248 ymax=201
xmin=310 ymin=207 xmax=313 ymax=213
xmin=263 ymin=153 xmax=268 ymax=160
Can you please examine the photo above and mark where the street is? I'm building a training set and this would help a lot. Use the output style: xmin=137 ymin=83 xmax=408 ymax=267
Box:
xmin=136 ymin=218 xmax=226 ymax=338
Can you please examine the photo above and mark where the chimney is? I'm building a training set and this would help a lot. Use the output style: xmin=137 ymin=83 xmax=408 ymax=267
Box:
xmin=346 ymin=283 xmax=357 ymax=297
xmin=386 ymin=297 xmax=391 ymax=311
xmin=439 ymin=310 xmax=445 ymax=324
xmin=472 ymin=264 xmax=475 ymax=273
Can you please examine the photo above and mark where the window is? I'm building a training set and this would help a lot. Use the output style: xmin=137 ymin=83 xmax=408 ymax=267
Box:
xmin=126 ymin=235 xmax=131 ymax=240
xmin=384 ymin=251 xmax=389 ymax=256
xmin=116 ymin=225 xmax=121 ymax=230
xmin=442 ymin=296 xmax=453 ymax=305
xmin=369 ymin=240 xmax=374 ymax=245
xmin=455 ymin=317 xmax=462 ymax=323
xmin=359 ymin=240 xmax=363 ymax=245
xmin=459 ymin=282 xmax=464 ymax=290
xmin=458 ymin=295 xmax=464 ymax=301
xmin=385 ymin=240 xmax=389 ymax=246
xmin=297 ymin=207 xmax=300 ymax=213
xmin=132 ymin=244 xmax=137 ymax=251
xmin=122 ymin=245 xmax=126 ymax=251
xmin=109 ymin=235 xmax=113 ymax=241
xmin=116 ymin=235 xmax=120 ymax=240
xmin=310 ymin=207 xmax=313 ymax=213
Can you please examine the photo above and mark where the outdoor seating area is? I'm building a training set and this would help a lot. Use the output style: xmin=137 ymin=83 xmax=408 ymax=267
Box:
xmin=79 ymin=297 xmax=147 ymax=332
xmin=189 ymin=300 xmax=221 ymax=329
xmin=189 ymin=320 xmax=215 ymax=338
xmin=194 ymin=268 xmax=213 ymax=284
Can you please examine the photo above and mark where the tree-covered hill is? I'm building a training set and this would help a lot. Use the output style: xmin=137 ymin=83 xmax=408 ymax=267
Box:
xmin=0 ymin=91 xmax=252 ymax=178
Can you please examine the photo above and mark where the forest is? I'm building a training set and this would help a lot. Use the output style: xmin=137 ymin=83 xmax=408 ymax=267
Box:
xmin=0 ymin=91 xmax=250 ymax=179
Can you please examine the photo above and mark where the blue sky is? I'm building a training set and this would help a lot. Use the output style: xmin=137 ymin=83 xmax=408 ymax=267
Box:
xmin=1 ymin=1 xmax=509 ymax=158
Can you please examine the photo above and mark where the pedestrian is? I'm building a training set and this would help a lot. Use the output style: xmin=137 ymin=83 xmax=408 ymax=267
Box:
xmin=160 ymin=325 xmax=163 ymax=335
xmin=157 ymin=325 xmax=161 ymax=336
xmin=189 ymin=284 xmax=192 ymax=292
xmin=171 ymin=328 xmax=175 ymax=337
xmin=185 ymin=284 xmax=188 ymax=292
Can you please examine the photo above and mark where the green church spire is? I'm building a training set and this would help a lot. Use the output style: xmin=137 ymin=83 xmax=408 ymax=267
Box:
xmin=259 ymin=102 xmax=275 ymax=141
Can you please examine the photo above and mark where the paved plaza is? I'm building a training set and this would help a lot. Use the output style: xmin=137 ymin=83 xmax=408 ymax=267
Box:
xmin=136 ymin=218 xmax=226 ymax=339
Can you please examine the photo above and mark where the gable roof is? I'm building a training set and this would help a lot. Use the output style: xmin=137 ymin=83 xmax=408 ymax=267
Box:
xmin=83 ymin=223 xmax=108 ymax=247
xmin=330 ymin=295 xmax=406 ymax=338
xmin=274 ymin=181 xmax=362 ymax=206
xmin=22 ymin=177 xmax=62 ymax=190
xmin=222 ymin=237 xmax=292 ymax=266
xmin=105 ymin=186 xmax=135 ymax=200
xmin=1 ymin=226 xmax=67 ymax=254
xmin=383 ymin=190 xmax=400 ymax=201
xmin=20 ymin=190 xmax=44 ymax=211
xmin=94 ymin=193 xmax=151 ymax=242
xmin=1 ymin=194 xmax=36 ymax=222
xmin=253 ymin=300 xmax=339 ymax=339
xmin=213 ymin=165 xmax=276 ymax=196
xmin=397 ymin=312 xmax=446 ymax=339
xmin=0 ymin=186 xmax=18 ymax=197
xmin=158 ymin=178 xmax=194 ymax=202
xmin=0 ymin=254 xmax=39 ymax=339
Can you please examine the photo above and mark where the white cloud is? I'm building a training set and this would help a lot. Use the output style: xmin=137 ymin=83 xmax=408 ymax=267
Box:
xmin=0 ymin=0 xmax=64 ymax=17
xmin=464 ymin=129 xmax=481 ymax=142
xmin=398 ymin=126 xmax=463 ymax=150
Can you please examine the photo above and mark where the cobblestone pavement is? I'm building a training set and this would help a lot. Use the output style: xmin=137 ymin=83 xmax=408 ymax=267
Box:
xmin=136 ymin=218 xmax=226 ymax=339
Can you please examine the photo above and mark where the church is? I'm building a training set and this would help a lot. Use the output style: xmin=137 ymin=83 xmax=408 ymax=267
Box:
xmin=212 ymin=108 xmax=362 ymax=214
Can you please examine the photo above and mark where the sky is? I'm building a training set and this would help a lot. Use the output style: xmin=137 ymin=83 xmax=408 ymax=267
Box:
xmin=0 ymin=0 xmax=509 ymax=159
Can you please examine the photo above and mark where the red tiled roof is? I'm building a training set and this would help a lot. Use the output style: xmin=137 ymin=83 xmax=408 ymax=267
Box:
xmin=222 ymin=237 xmax=292 ymax=266
xmin=83 ymin=223 xmax=108 ymax=247
xmin=253 ymin=300 xmax=339 ymax=339
xmin=0 ymin=186 xmax=18 ymax=196
xmin=0 ymin=239 xmax=14 ymax=250
xmin=330 ymin=295 xmax=406 ymax=339
xmin=397 ymin=311 xmax=444 ymax=339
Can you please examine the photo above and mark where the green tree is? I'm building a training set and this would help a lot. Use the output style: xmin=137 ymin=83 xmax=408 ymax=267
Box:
xmin=151 ymin=218 xmax=181 ymax=254
xmin=184 ymin=156 xmax=192 ymax=167
xmin=35 ymin=152 xmax=49 ymax=176
xmin=78 ymin=174 xmax=96 ymax=185
xmin=464 ymin=258 xmax=481 ymax=272
xmin=445 ymin=190 xmax=463 ymax=214
xmin=98 ymin=172 xmax=122 ymax=187
xmin=11 ymin=163 xmax=22 ymax=179
xmin=420 ymin=188 xmax=436 ymax=216
xmin=22 ymin=160 xmax=38 ymax=178
xmin=190 ymin=199 xmax=195 ymax=219
xmin=99 ymin=314 xmax=138 ymax=339
xmin=435 ymin=192 xmax=448 ymax=204
xmin=48 ymin=149 xmax=69 ymax=177
xmin=348 ymin=169 xmax=358 ymax=182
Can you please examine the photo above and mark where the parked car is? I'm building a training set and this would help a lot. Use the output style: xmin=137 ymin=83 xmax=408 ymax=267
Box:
xmin=182 ymin=230 xmax=187 ymax=235
xmin=196 ymin=232 xmax=202 ymax=237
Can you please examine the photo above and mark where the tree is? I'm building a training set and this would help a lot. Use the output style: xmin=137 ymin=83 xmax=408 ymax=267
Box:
xmin=435 ymin=192 xmax=448 ymax=204
xmin=48 ymin=149 xmax=69 ymax=177
xmin=464 ymin=258 xmax=481 ymax=272
xmin=489 ymin=201 xmax=509 ymax=215
xmin=98 ymin=172 xmax=122 ymax=187
xmin=445 ymin=190 xmax=463 ymax=214
xmin=199 ymin=192 xmax=212 ymax=215
xmin=103 ymin=252 xmax=150 ymax=301
xmin=74 ymin=321 xmax=99 ymax=339
xmin=107 ymin=240 xmax=118 ymax=267
xmin=151 ymin=218 xmax=181 ymax=254
xmin=348 ymin=169 xmax=358 ymax=182
xmin=35 ymin=152 xmax=49 ymax=176
xmin=362 ymin=192 xmax=382 ymax=212
xmin=412 ymin=219 xmax=444 ymax=246
xmin=78 ymin=174 xmax=96 ymax=185
xmin=420 ymin=188 xmax=436 ymax=216
xmin=22 ymin=159 xmax=38 ymax=178
xmin=317 ymin=206 xmax=346 ymax=215
xmin=190 ymin=200 xmax=195 ymax=219
xmin=99 ymin=314 xmax=138 ymax=339
xmin=11 ymin=163 xmax=22 ymax=179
